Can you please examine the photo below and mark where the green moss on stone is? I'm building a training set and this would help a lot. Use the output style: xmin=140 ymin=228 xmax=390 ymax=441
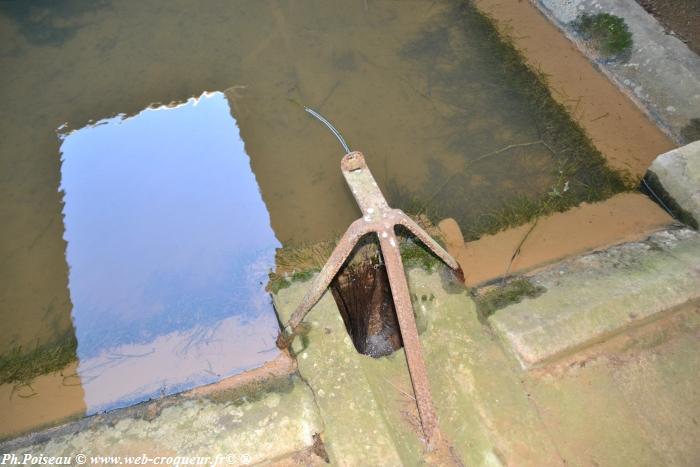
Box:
xmin=207 ymin=374 xmax=296 ymax=406
xmin=680 ymin=118 xmax=700 ymax=144
xmin=399 ymin=238 xmax=441 ymax=272
xmin=475 ymin=279 xmax=545 ymax=318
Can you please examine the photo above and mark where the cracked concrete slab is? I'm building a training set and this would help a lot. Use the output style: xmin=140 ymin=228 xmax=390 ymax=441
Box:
xmin=523 ymin=303 xmax=700 ymax=466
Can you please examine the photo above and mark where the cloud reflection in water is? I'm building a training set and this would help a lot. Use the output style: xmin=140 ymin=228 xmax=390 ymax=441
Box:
xmin=59 ymin=92 xmax=281 ymax=412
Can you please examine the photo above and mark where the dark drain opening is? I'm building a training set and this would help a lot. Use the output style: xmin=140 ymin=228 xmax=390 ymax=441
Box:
xmin=330 ymin=247 xmax=403 ymax=358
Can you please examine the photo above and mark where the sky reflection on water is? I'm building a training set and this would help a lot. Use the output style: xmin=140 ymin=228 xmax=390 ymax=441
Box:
xmin=59 ymin=92 xmax=281 ymax=412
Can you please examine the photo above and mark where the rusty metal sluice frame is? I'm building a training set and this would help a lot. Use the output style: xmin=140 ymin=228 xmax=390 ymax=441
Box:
xmin=276 ymin=151 xmax=463 ymax=447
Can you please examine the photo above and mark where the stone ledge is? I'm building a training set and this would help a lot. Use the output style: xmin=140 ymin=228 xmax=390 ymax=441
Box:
xmin=0 ymin=374 xmax=322 ymax=466
xmin=537 ymin=0 xmax=700 ymax=143
xmin=489 ymin=228 xmax=700 ymax=369
xmin=649 ymin=140 xmax=700 ymax=226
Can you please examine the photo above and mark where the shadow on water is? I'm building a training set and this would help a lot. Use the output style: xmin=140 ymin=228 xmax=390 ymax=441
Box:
xmin=0 ymin=0 xmax=108 ymax=47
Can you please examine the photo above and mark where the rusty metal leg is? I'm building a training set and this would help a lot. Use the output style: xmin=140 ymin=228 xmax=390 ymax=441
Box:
xmin=277 ymin=219 xmax=371 ymax=349
xmin=395 ymin=210 xmax=460 ymax=272
xmin=278 ymin=152 xmax=458 ymax=446
xmin=379 ymin=231 xmax=439 ymax=446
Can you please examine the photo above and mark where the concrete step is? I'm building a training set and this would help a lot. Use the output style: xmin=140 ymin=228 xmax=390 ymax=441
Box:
xmin=490 ymin=228 xmax=700 ymax=369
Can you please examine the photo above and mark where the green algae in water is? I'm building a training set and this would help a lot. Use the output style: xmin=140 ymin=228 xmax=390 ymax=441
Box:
xmin=269 ymin=268 xmax=320 ymax=294
xmin=0 ymin=334 xmax=77 ymax=385
xmin=399 ymin=236 xmax=443 ymax=272
xmin=391 ymin=2 xmax=633 ymax=241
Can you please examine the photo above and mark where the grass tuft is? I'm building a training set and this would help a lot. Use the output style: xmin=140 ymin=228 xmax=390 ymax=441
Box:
xmin=573 ymin=13 xmax=633 ymax=57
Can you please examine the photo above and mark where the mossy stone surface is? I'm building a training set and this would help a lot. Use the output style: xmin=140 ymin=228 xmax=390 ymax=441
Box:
xmin=490 ymin=228 xmax=700 ymax=368
xmin=273 ymin=277 xmax=408 ymax=466
xmin=1 ymin=375 xmax=322 ymax=465
xmin=275 ymin=257 xmax=700 ymax=465
xmin=273 ymin=268 xmax=560 ymax=465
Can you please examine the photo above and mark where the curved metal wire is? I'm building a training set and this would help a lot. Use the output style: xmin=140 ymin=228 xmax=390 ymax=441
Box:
xmin=641 ymin=176 xmax=675 ymax=218
xmin=304 ymin=106 xmax=350 ymax=154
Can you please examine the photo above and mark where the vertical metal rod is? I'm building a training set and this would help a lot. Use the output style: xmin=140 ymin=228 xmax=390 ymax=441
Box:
xmin=379 ymin=231 xmax=438 ymax=444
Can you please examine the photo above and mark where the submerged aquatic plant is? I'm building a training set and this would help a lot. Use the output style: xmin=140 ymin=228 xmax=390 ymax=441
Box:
xmin=385 ymin=179 xmax=428 ymax=221
xmin=573 ymin=13 xmax=633 ymax=57
xmin=464 ymin=170 xmax=586 ymax=240
xmin=271 ymin=3 xmax=635 ymax=294
xmin=390 ymin=3 xmax=634 ymax=242
xmin=0 ymin=334 xmax=77 ymax=385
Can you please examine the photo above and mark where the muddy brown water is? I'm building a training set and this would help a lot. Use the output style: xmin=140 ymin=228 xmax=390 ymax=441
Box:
xmin=0 ymin=0 xmax=629 ymax=438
